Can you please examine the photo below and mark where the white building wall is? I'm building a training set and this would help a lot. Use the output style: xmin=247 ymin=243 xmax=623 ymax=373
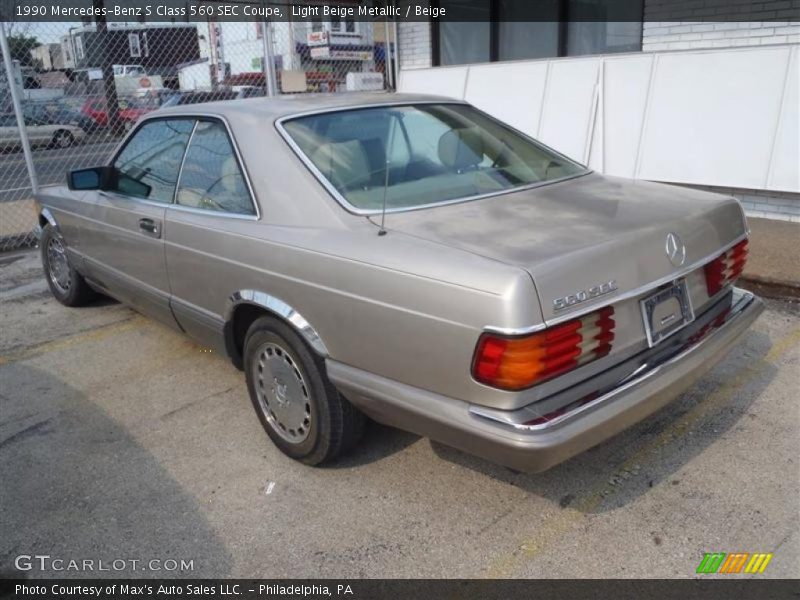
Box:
xmin=395 ymin=1 xmax=800 ymax=221
xmin=398 ymin=46 xmax=800 ymax=222
xmin=178 ymin=61 xmax=211 ymax=90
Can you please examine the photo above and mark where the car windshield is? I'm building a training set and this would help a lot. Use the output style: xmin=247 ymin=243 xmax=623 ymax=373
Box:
xmin=281 ymin=103 xmax=587 ymax=212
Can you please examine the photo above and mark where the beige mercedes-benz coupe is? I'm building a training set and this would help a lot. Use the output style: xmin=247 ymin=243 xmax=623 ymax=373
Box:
xmin=34 ymin=93 xmax=763 ymax=472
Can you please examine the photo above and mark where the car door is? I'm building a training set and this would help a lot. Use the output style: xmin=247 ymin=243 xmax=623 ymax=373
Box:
xmin=22 ymin=116 xmax=49 ymax=146
xmin=0 ymin=114 xmax=18 ymax=147
xmin=80 ymin=117 xmax=194 ymax=327
xmin=164 ymin=118 xmax=259 ymax=353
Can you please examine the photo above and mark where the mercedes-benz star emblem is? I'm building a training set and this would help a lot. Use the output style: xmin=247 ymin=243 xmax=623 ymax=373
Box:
xmin=665 ymin=232 xmax=686 ymax=267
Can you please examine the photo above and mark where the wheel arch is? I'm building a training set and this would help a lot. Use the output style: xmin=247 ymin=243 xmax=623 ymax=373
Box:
xmin=38 ymin=207 xmax=59 ymax=232
xmin=224 ymin=290 xmax=329 ymax=370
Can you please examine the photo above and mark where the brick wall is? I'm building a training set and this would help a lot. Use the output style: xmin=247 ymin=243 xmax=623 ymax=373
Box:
xmin=397 ymin=22 xmax=432 ymax=69
xmin=645 ymin=0 xmax=799 ymax=21
xmin=643 ymin=21 xmax=800 ymax=51
xmin=397 ymin=1 xmax=433 ymax=70
xmin=678 ymin=187 xmax=800 ymax=223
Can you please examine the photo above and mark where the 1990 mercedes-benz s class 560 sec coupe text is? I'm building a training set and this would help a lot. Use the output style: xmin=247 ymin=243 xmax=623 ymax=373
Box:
xmin=34 ymin=93 xmax=763 ymax=472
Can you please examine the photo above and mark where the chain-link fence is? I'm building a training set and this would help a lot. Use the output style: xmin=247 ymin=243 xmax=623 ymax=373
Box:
xmin=0 ymin=17 xmax=396 ymax=251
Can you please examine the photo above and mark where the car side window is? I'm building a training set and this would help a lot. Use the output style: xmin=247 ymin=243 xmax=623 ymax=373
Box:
xmin=111 ymin=119 xmax=194 ymax=203
xmin=176 ymin=120 xmax=255 ymax=215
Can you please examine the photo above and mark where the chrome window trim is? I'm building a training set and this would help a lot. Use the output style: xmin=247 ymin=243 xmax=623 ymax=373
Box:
xmin=98 ymin=190 xmax=171 ymax=209
xmin=480 ymin=231 xmax=748 ymax=335
xmin=167 ymin=204 xmax=260 ymax=221
xmin=172 ymin=119 xmax=199 ymax=205
xmin=106 ymin=113 xmax=261 ymax=220
xmin=172 ymin=117 xmax=260 ymax=219
xmin=105 ymin=116 xmax=195 ymax=206
xmin=274 ymin=101 xmax=591 ymax=217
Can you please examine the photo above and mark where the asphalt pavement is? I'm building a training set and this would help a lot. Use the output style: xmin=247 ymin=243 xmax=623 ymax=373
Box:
xmin=0 ymin=139 xmax=118 ymax=203
xmin=0 ymin=250 xmax=798 ymax=579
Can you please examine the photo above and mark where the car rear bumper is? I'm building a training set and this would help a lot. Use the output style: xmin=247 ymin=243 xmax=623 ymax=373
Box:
xmin=327 ymin=288 xmax=764 ymax=472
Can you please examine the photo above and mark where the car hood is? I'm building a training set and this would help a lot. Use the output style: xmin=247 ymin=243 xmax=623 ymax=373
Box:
xmin=379 ymin=173 xmax=746 ymax=322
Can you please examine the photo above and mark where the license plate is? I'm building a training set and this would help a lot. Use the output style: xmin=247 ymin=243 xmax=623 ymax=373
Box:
xmin=640 ymin=279 xmax=695 ymax=347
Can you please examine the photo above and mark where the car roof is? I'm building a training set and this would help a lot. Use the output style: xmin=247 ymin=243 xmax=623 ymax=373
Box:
xmin=151 ymin=92 xmax=461 ymax=121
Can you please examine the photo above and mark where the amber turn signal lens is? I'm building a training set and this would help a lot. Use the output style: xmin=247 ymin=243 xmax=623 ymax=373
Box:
xmin=472 ymin=306 xmax=615 ymax=391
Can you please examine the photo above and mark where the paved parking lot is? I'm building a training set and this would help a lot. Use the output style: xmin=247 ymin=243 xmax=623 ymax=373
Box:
xmin=1 ymin=249 xmax=798 ymax=579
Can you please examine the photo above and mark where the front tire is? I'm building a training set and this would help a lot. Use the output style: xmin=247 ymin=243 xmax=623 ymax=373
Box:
xmin=52 ymin=130 xmax=75 ymax=148
xmin=244 ymin=316 xmax=365 ymax=465
xmin=40 ymin=224 xmax=95 ymax=306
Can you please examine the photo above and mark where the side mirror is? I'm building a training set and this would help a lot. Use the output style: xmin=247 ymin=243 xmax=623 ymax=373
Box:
xmin=68 ymin=166 xmax=113 ymax=191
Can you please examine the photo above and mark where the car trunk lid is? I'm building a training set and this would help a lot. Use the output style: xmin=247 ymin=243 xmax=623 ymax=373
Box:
xmin=379 ymin=173 xmax=746 ymax=322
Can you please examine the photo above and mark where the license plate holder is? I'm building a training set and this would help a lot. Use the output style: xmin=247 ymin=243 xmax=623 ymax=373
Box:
xmin=640 ymin=279 xmax=695 ymax=347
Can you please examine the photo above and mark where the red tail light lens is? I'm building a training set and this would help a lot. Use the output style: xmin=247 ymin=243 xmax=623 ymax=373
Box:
xmin=472 ymin=307 xmax=615 ymax=391
xmin=704 ymin=239 xmax=748 ymax=297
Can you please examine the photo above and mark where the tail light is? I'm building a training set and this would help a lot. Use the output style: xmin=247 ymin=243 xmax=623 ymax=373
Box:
xmin=704 ymin=239 xmax=748 ymax=297
xmin=472 ymin=307 xmax=615 ymax=391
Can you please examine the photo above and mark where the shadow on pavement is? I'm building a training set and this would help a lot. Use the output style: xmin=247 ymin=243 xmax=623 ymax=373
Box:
xmin=0 ymin=363 xmax=233 ymax=578
xmin=430 ymin=329 xmax=777 ymax=514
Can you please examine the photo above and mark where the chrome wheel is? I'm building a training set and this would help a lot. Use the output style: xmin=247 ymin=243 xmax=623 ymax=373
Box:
xmin=55 ymin=131 xmax=73 ymax=148
xmin=253 ymin=342 xmax=312 ymax=443
xmin=47 ymin=237 xmax=71 ymax=294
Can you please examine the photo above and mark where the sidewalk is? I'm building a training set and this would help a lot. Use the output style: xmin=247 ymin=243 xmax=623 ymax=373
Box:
xmin=740 ymin=217 xmax=800 ymax=299
xmin=0 ymin=199 xmax=37 ymax=250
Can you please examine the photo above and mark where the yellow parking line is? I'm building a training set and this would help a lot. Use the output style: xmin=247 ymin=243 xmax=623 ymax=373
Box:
xmin=0 ymin=316 xmax=145 ymax=366
xmin=485 ymin=326 xmax=800 ymax=578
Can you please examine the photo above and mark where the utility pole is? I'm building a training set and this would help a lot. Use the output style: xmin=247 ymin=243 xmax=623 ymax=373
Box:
xmin=93 ymin=0 xmax=122 ymax=136
xmin=0 ymin=22 xmax=38 ymax=193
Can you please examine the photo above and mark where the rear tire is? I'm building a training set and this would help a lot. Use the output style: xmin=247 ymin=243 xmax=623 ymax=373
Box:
xmin=40 ymin=224 xmax=96 ymax=307
xmin=243 ymin=316 xmax=365 ymax=465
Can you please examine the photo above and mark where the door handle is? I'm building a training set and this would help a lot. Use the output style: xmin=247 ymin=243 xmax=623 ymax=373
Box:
xmin=138 ymin=218 xmax=159 ymax=237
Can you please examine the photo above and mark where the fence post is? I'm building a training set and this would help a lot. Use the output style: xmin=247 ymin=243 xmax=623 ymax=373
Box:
xmin=392 ymin=17 xmax=400 ymax=89
xmin=93 ymin=0 xmax=123 ymax=136
xmin=384 ymin=19 xmax=394 ymax=90
xmin=261 ymin=20 xmax=278 ymax=97
xmin=0 ymin=21 xmax=39 ymax=193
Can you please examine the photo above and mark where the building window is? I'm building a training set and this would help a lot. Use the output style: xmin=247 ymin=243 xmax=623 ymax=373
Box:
xmin=128 ymin=33 xmax=141 ymax=58
xmin=433 ymin=0 xmax=643 ymax=66
xmin=329 ymin=17 xmax=358 ymax=35
xmin=438 ymin=0 xmax=490 ymax=65
xmin=74 ymin=36 xmax=84 ymax=60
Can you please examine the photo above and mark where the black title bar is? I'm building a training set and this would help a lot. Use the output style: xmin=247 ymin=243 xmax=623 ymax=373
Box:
xmin=1 ymin=0 xmax=797 ymax=23
xmin=2 ymin=579 xmax=800 ymax=600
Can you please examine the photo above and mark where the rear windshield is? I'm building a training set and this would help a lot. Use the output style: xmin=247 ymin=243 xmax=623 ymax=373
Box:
xmin=281 ymin=103 xmax=586 ymax=212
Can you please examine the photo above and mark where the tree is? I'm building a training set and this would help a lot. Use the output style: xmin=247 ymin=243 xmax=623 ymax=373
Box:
xmin=6 ymin=34 xmax=40 ymax=67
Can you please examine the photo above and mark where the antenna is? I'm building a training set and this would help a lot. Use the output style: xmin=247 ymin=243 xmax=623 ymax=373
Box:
xmin=378 ymin=113 xmax=398 ymax=236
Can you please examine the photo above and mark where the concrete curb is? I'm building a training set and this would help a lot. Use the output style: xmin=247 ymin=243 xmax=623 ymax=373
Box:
xmin=740 ymin=275 xmax=800 ymax=301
